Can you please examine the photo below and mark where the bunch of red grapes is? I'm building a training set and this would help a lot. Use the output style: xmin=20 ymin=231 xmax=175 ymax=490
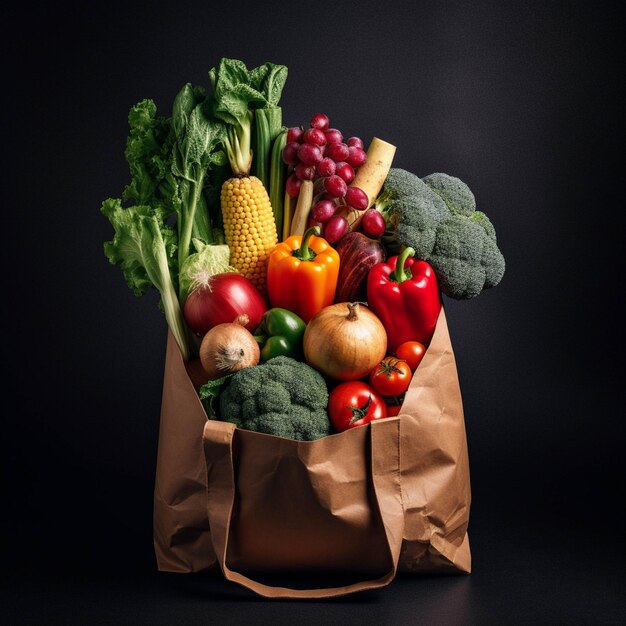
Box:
xmin=282 ymin=113 xmax=370 ymax=243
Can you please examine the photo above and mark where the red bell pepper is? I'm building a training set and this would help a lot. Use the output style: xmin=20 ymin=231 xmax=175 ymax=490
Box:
xmin=367 ymin=247 xmax=442 ymax=352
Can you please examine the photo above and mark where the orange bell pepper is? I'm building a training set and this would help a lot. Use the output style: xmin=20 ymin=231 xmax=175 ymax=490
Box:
xmin=267 ymin=226 xmax=340 ymax=322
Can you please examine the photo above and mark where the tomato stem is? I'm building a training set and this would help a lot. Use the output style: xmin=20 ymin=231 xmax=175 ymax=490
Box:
xmin=348 ymin=394 xmax=373 ymax=424
xmin=375 ymin=357 xmax=404 ymax=377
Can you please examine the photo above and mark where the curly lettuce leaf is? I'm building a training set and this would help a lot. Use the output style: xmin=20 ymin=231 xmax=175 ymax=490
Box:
xmin=122 ymin=100 xmax=181 ymax=218
xmin=101 ymin=198 xmax=189 ymax=360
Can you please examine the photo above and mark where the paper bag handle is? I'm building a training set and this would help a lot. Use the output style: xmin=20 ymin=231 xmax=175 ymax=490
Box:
xmin=202 ymin=418 xmax=404 ymax=599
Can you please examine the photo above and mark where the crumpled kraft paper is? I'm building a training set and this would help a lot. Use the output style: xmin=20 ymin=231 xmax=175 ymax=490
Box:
xmin=153 ymin=306 xmax=471 ymax=593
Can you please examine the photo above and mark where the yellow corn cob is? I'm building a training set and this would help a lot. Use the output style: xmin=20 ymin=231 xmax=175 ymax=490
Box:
xmin=221 ymin=175 xmax=278 ymax=297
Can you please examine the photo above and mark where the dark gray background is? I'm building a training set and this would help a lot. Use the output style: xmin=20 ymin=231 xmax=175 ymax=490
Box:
xmin=2 ymin=0 xmax=624 ymax=623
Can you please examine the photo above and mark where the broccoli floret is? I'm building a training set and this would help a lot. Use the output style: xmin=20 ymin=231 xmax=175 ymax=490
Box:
xmin=428 ymin=213 xmax=506 ymax=299
xmin=422 ymin=172 xmax=476 ymax=216
xmin=376 ymin=168 xmax=450 ymax=257
xmin=469 ymin=210 xmax=497 ymax=241
xmin=218 ymin=356 xmax=330 ymax=441
xmin=422 ymin=173 xmax=505 ymax=298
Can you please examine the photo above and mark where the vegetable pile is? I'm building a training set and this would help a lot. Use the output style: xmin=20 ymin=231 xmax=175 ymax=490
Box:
xmin=102 ymin=57 xmax=505 ymax=441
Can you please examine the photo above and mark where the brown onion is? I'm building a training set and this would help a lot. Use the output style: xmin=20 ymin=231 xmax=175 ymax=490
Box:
xmin=199 ymin=315 xmax=260 ymax=380
xmin=303 ymin=302 xmax=387 ymax=380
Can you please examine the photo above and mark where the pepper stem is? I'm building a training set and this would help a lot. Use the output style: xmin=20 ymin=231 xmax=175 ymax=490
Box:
xmin=293 ymin=226 xmax=320 ymax=261
xmin=392 ymin=247 xmax=415 ymax=283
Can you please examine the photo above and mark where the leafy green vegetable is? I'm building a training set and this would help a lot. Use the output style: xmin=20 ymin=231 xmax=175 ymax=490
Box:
xmin=179 ymin=238 xmax=234 ymax=301
xmin=198 ymin=373 xmax=233 ymax=419
xmin=252 ymin=63 xmax=288 ymax=188
xmin=122 ymin=100 xmax=179 ymax=212
xmin=208 ymin=58 xmax=288 ymax=177
xmin=101 ymin=198 xmax=189 ymax=361
xmin=102 ymin=58 xmax=289 ymax=359
xmin=171 ymin=84 xmax=227 ymax=299
xmin=102 ymin=81 xmax=231 ymax=358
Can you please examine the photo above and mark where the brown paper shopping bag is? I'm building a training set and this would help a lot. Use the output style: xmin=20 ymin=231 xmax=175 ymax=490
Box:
xmin=153 ymin=307 xmax=471 ymax=594
xmin=202 ymin=417 xmax=404 ymax=598
xmin=397 ymin=308 xmax=472 ymax=573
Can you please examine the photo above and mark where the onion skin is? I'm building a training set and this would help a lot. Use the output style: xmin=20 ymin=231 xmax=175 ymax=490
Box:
xmin=199 ymin=321 xmax=260 ymax=380
xmin=303 ymin=302 xmax=387 ymax=380
xmin=184 ymin=272 xmax=267 ymax=337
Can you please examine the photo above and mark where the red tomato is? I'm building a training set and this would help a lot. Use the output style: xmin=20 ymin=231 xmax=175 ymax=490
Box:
xmin=328 ymin=382 xmax=387 ymax=432
xmin=385 ymin=394 xmax=405 ymax=416
xmin=369 ymin=357 xmax=413 ymax=397
xmin=395 ymin=341 xmax=426 ymax=371
xmin=385 ymin=403 xmax=401 ymax=416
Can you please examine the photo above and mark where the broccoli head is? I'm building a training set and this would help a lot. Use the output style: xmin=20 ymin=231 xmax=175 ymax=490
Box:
xmin=376 ymin=168 xmax=449 ymax=258
xmin=421 ymin=173 xmax=505 ymax=299
xmin=218 ymin=356 xmax=330 ymax=441
xmin=373 ymin=168 xmax=506 ymax=300
xmin=428 ymin=213 xmax=505 ymax=299
xmin=422 ymin=172 xmax=476 ymax=216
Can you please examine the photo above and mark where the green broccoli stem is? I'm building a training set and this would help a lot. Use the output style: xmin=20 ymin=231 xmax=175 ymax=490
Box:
xmin=374 ymin=188 xmax=392 ymax=213
xmin=293 ymin=226 xmax=320 ymax=261
xmin=223 ymin=110 xmax=253 ymax=177
xmin=392 ymin=246 xmax=415 ymax=283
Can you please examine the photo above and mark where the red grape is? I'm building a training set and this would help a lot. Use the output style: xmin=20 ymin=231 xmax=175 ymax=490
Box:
xmin=282 ymin=141 xmax=300 ymax=166
xmin=318 ymin=192 xmax=336 ymax=202
xmin=303 ymin=127 xmax=327 ymax=146
xmin=346 ymin=146 xmax=367 ymax=168
xmin=326 ymin=142 xmax=350 ymax=162
xmin=360 ymin=208 xmax=386 ymax=238
xmin=295 ymin=162 xmax=316 ymax=181
xmin=297 ymin=143 xmax=323 ymax=165
xmin=335 ymin=161 xmax=355 ymax=184
xmin=345 ymin=186 xmax=369 ymax=210
xmin=324 ymin=128 xmax=343 ymax=144
xmin=316 ymin=157 xmax=336 ymax=177
xmin=311 ymin=199 xmax=337 ymax=223
xmin=310 ymin=113 xmax=330 ymax=130
xmin=346 ymin=136 xmax=364 ymax=149
xmin=323 ymin=214 xmax=349 ymax=244
xmin=287 ymin=126 xmax=304 ymax=143
xmin=285 ymin=173 xmax=302 ymax=198
xmin=324 ymin=175 xmax=348 ymax=198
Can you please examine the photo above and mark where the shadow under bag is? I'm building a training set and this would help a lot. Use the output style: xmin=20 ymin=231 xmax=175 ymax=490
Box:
xmin=153 ymin=308 xmax=471 ymax=598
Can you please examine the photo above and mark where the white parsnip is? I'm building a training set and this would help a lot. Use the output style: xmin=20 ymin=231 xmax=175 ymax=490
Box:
xmin=290 ymin=180 xmax=314 ymax=237
xmin=338 ymin=137 xmax=397 ymax=231
xmin=353 ymin=137 xmax=397 ymax=204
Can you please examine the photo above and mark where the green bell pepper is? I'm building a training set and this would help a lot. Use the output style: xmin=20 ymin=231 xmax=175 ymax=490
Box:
xmin=254 ymin=308 xmax=307 ymax=362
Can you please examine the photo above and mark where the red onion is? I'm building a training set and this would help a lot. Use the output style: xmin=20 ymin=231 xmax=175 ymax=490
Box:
xmin=183 ymin=272 xmax=267 ymax=337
